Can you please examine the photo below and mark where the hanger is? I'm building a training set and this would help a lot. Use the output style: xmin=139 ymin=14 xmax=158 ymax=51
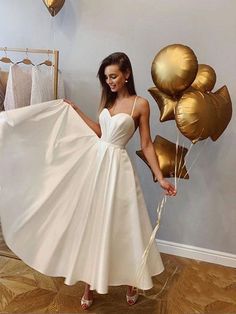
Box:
xmin=16 ymin=48 xmax=35 ymax=66
xmin=37 ymin=50 xmax=52 ymax=66
xmin=0 ymin=47 xmax=14 ymax=64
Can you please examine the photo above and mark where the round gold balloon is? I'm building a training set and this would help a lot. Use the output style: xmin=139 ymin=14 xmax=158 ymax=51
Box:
xmin=43 ymin=0 xmax=65 ymax=16
xmin=209 ymin=85 xmax=232 ymax=141
xmin=148 ymin=86 xmax=180 ymax=122
xmin=151 ymin=44 xmax=198 ymax=96
xmin=136 ymin=135 xmax=189 ymax=181
xmin=175 ymin=90 xmax=217 ymax=143
xmin=191 ymin=64 xmax=217 ymax=92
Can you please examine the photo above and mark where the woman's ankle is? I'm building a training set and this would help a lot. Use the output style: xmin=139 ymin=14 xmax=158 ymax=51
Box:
xmin=83 ymin=285 xmax=93 ymax=299
xmin=126 ymin=286 xmax=137 ymax=296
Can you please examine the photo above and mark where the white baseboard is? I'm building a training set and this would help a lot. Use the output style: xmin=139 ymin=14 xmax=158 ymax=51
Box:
xmin=156 ymin=239 xmax=236 ymax=268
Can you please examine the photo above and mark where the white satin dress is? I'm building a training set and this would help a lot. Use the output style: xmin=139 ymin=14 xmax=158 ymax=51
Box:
xmin=0 ymin=97 xmax=164 ymax=294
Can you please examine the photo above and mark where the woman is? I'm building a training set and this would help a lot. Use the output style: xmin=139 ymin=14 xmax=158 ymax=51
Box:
xmin=65 ymin=52 xmax=176 ymax=310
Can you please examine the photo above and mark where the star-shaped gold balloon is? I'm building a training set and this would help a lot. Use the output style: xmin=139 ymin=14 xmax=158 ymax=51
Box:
xmin=136 ymin=135 xmax=189 ymax=181
xmin=209 ymin=85 xmax=232 ymax=141
xmin=148 ymin=86 xmax=180 ymax=122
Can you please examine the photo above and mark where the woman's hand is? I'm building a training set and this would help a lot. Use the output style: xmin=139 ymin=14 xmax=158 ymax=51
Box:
xmin=64 ymin=99 xmax=101 ymax=137
xmin=158 ymin=178 xmax=177 ymax=196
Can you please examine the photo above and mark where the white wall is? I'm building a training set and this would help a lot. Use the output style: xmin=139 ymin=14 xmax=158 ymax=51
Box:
xmin=0 ymin=0 xmax=235 ymax=254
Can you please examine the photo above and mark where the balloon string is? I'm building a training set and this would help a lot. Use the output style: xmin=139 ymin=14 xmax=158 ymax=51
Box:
xmin=174 ymin=131 xmax=179 ymax=190
xmin=49 ymin=14 xmax=55 ymax=78
xmin=174 ymin=106 xmax=178 ymax=189
xmin=178 ymin=145 xmax=185 ymax=179
xmin=178 ymin=138 xmax=185 ymax=175
xmin=136 ymin=132 xmax=188 ymax=286
xmin=177 ymin=141 xmax=193 ymax=183
xmin=174 ymin=130 xmax=185 ymax=189
xmin=152 ymin=265 xmax=178 ymax=299
xmin=52 ymin=14 xmax=55 ymax=47
xmin=136 ymin=195 xmax=167 ymax=287
xmin=182 ymin=137 xmax=209 ymax=179
xmin=177 ymin=128 xmax=205 ymax=184
xmin=49 ymin=11 xmax=57 ymax=78
xmin=139 ymin=265 xmax=179 ymax=300
xmin=50 ymin=7 xmax=57 ymax=48
xmin=136 ymin=129 xmax=207 ymax=289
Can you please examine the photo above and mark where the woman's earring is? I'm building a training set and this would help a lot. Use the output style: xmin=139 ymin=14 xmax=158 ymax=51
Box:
xmin=125 ymin=79 xmax=128 ymax=83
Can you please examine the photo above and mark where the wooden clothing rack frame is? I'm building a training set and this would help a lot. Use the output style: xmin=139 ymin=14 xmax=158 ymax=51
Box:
xmin=0 ymin=47 xmax=59 ymax=99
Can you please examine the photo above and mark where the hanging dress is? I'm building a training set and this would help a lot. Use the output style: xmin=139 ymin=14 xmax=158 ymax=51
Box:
xmin=4 ymin=64 xmax=32 ymax=110
xmin=0 ymin=97 xmax=164 ymax=294
xmin=31 ymin=66 xmax=65 ymax=105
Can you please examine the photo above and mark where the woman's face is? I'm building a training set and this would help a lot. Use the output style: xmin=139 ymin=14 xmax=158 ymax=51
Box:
xmin=104 ymin=64 xmax=129 ymax=93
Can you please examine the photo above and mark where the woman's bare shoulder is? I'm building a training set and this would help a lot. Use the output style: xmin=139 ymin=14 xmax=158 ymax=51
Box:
xmin=136 ymin=96 xmax=150 ymax=114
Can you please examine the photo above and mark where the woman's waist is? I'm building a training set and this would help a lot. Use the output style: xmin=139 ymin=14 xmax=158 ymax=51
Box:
xmin=98 ymin=137 xmax=126 ymax=149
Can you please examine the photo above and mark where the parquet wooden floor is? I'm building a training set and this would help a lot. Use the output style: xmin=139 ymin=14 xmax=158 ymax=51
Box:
xmin=0 ymin=224 xmax=236 ymax=314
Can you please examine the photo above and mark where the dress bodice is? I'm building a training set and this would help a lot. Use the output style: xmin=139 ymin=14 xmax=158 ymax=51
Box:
xmin=99 ymin=107 xmax=136 ymax=148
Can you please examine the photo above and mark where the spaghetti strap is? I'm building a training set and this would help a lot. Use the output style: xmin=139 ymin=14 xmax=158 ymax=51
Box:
xmin=131 ymin=96 xmax=138 ymax=117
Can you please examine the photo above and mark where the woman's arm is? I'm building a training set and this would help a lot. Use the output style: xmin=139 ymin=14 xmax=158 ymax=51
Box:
xmin=64 ymin=99 xmax=101 ymax=137
xmin=137 ymin=98 xmax=176 ymax=196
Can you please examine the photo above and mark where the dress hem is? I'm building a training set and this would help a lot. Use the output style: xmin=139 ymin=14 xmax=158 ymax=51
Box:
xmin=63 ymin=265 xmax=165 ymax=294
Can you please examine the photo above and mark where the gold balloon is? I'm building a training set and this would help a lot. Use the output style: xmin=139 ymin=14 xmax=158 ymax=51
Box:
xmin=151 ymin=44 xmax=198 ymax=97
xmin=148 ymin=86 xmax=180 ymax=122
xmin=175 ymin=90 xmax=217 ymax=143
xmin=43 ymin=0 xmax=65 ymax=17
xmin=191 ymin=64 xmax=217 ymax=92
xmin=209 ymin=86 xmax=232 ymax=141
xmin=136 ymin=135 xmax=189 ymax=181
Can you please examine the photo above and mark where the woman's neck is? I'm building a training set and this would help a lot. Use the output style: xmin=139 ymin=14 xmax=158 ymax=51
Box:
xmin=116 ymin=87 xmax=130 ymax=100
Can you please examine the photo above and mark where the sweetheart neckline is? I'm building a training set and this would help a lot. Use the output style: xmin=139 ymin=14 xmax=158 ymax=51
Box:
xmin=103 ymin=108 xmax=136 ymax=130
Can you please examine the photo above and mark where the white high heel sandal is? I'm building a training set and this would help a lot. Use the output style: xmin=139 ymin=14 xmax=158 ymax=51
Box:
xmin=80 ymin=295 xmax=93 ymax=310
xmin=126 ymin=287 xmax=139 ymax=305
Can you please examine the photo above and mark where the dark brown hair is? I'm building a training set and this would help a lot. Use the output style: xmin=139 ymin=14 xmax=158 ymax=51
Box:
xmin=97 ymin=52 xmax=136 ymax=111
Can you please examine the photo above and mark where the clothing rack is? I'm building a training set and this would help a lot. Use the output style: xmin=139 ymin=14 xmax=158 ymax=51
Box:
xmin=0 ymin=47 xmax=59 ymax=99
